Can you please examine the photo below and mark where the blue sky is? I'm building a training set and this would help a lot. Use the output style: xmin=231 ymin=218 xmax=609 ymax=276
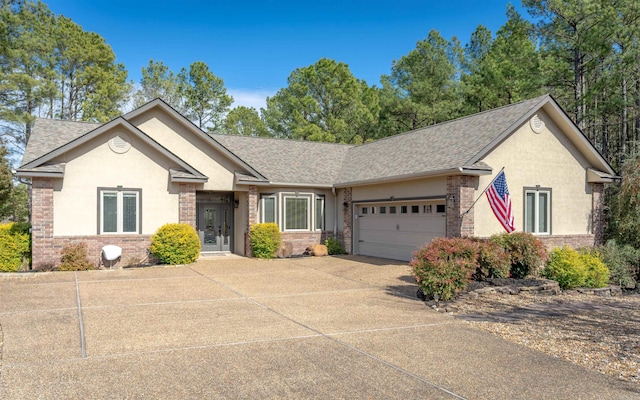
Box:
xmin=44 ymin=0 xmax=529 ymax=110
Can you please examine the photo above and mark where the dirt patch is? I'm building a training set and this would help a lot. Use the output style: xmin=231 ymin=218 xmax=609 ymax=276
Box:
xmin=447 ymin=289 xmax=640 ymax=383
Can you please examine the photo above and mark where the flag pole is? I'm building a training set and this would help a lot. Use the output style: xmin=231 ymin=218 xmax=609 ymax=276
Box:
xmin=460 ymin=167 xmax=505 ymax=217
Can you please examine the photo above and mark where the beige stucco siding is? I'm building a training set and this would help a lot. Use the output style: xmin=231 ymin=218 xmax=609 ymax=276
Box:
xmin=52 ymin=129 xmax=179 ymax=236
xmin=475 ymin=110 xmax=592 ymax=237
xmin=130 ymin=109 xmax=243 ymax=191
xmin=351 ymin=177 xmax=447 ymax=202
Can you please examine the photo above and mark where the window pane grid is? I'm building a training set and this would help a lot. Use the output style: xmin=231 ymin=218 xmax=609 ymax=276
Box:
xmin=524 ymin=189 xmax=550 ymax=234
xmin=103 ymin=193 xmax=117 ymax=233
xmin=285 ymin=197 xmax=308 ymax=230
xmin=315 ymin=197 xmax=324 ymax=230
xmin=122 ymin=193 xmax=137 ymax=232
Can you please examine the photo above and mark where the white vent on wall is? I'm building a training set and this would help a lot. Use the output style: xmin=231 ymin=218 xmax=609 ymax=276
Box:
xmin=108 ymin=135 xmax=131 ymax=154
xmin=530 ymin=114 xmax=545 ymax=134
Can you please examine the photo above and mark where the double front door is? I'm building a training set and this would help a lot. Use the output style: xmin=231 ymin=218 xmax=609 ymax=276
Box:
xmin=197 ymin=203 xmax=233 ymax=252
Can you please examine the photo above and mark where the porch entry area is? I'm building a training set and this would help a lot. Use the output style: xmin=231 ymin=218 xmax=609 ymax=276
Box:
xmin=196 ymin=191 xmax=234 ymax=253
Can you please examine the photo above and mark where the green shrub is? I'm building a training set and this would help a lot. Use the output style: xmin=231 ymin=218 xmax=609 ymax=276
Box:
xmin=491 ymin=232 xmax=548 ymax=278
xmin=325 ymin=237 xmax=346 ymax=255
xmin=0 ymin=222 xmax=30 ymax=272
xmin=544 ymin=246 xmax=586 ymax=289
xmin=543 ymin=246 xmax=610 ymax=289
xmin=58 ymin=242 xmax=94 ymax=271
xmin=598 ymin=240 xmax=639 ymax=288
xmin=249 ymin=223 xmax=281 ymax=259
xmin=411 ymin=238 xmax=478 ymax=301
xmin=150 ymin=223 xmax=201 ymax=265
xmin=580 ymin=249 xmax=609 ymax=288
xmin=474 ymin=239 xmax=511 ymax=280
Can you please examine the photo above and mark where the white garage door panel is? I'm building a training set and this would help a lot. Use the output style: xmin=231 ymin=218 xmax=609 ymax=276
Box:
xmin=356 ymin=202 xmax=446 ymax=261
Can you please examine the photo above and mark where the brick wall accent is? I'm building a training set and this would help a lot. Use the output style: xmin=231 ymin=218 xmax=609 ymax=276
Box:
xmin=179 ymin=183 xmax=196 ymax=227
xmin=40 ymin=235 xmax=153 ymax=268
xmin=342 ymin=187 xmax=352 ymax=254
xmin=31 ymin=178 xmax=54 ymax=267
xmin=591 ymin=183 xmax=605 ymax=245
xmin=537 ymin=234 xmax=595 ymax=250
xmin=245 ymin=186 xmax=258 ymax=256
xmin=281 ymin=231 xmax=333 ymax=255
xmin=446 ymin=175 xmax=477 ymax=237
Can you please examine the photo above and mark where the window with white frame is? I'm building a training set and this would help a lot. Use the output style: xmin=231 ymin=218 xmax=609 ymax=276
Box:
xmin=315 ymin=196 xmax=325 ymax=230
xmin=260 ymin=194 xmax=277 ymax=224
xmin=524 ymin=188 xmax=551 ymax=234
xmin=99 ymin=188 xmax=141 ymax=234
xmin=284 ymin=195 xmax=310 ymax=230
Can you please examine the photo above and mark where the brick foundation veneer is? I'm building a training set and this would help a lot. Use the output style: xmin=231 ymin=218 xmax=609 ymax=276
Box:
xmin=537 ymin=234 xmax=596 ymax=250
xmin=38 ymin=235 xmax=153 ymax=268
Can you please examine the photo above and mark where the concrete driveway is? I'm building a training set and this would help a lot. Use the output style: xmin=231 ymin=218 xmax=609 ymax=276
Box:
xmin=0 ymin=255 xmax=637 ymax=399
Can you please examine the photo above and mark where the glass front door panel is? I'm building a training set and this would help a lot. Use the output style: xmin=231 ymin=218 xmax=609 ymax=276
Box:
xmin=204 ymin=208 xmax=217 ymax=245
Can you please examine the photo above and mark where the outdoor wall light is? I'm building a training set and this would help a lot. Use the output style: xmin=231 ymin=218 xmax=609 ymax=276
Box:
xmin=233 ymin=199 xmax=239 ymax=208
xmin=343 ymin=201 xmax=349 ymax=209
xmin=447 ymin=194 xmax=456 ymax=209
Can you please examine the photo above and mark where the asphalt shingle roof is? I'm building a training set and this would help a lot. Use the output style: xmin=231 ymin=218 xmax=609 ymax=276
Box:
xmin=21 ymin=118 xmax=101 ymax=166
xmin=20 ymin=95 xmax=551 ymax=185
xmin=211 ymin=134 xmax=353 ymax=186
xmin=336 ymin=95 xmax=548 ymax=185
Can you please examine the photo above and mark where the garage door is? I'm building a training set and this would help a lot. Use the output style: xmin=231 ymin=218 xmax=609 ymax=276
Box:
xmin=355 ymin=200 xmax=446 ymax=261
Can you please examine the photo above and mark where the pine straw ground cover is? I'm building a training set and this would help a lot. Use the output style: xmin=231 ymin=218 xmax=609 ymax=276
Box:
xmin=448 ymin=290 xmax=640 ymax=384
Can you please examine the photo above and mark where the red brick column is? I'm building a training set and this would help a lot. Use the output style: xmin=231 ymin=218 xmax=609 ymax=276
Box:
xmin=592 ymin=183 xmax=605 ymax=245
xmin=31 ymin=178 xmax=54 ymax=267
xmin=178 ymin=183 xmax=196 ymax=228
xmin=446 ymin=175 xmax=477 ymax=238
xmin=342 ymin=187 xmax=352 ymax=254
xmin=245 ymin=186 xmax=258 ymax=256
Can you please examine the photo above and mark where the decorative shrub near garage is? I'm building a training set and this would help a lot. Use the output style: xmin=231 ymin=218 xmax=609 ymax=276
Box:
xmin=490 ymin=232 xmax=548 ymax=279
xmin=325 ymin=237 xmax=346 ymax=255
xmin=411 ymin=238 xmax=479 ymax=301
xmin=0 ymin=222 xmax=30 ymax=272
xmin=249 ymin=223 xmax=281 ymax=259
xmin=150 ymin=223 xmax=201 ymax=265
xmin=58 ymin=242 xmax=94 ymax=271
xmin=543 ymin=246 xmax=609 ymax=289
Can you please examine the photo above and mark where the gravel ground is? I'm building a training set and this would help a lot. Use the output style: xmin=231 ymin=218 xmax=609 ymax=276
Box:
xmin=448 ymin=289 xmax=640 ymax=384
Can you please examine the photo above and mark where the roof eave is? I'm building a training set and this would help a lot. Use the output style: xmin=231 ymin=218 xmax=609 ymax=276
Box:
xmin=170 ymin=177 xmax=208 ymax=183
xmin=15 ymin=170 xmax=64 ymax=178
xmin=334 ymin=167 xmax=491 ymax=188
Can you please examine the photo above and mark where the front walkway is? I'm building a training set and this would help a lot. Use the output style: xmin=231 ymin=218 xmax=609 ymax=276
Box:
xmin=0 ymin=256 xmax=637 ymax=399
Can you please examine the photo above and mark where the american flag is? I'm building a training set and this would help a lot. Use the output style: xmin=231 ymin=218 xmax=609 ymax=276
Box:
xmin=485 ymin=170 xmax=515 ymax=233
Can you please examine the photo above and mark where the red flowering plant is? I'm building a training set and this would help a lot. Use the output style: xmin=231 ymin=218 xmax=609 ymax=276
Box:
xmin=410 ymin=237 xmax=479 ymax=301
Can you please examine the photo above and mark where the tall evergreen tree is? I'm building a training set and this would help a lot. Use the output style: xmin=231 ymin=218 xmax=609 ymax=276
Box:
xmin=379 ymin=30 xmax=463 ymax=133
xmin=462 ymin=6 xmax=543 ymax=112
xmin=0 ymin=0 xmax=56 ymax=155
xmin=133 ymin=59 xmax=181 ymax=108
xmin=177 ymin=61 xmax=233 ymax=131
xmin=223 ymin=106 xmax=269 ymax=137
xmin=262 ymin=58 xmax=379 ymax=143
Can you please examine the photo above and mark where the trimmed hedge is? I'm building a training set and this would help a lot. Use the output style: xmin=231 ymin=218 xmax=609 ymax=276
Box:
xmin=0 ymin=222 xmax=30 ymax=272
xmin=249 ymin=223 xmax=281 ymax=259
xmin=150 ymin=223 xmax=201 ymax=265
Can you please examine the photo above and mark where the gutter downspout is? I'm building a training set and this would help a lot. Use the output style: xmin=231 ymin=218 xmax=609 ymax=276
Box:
xmin=332 ymin=187 xmax=338 ymax=236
